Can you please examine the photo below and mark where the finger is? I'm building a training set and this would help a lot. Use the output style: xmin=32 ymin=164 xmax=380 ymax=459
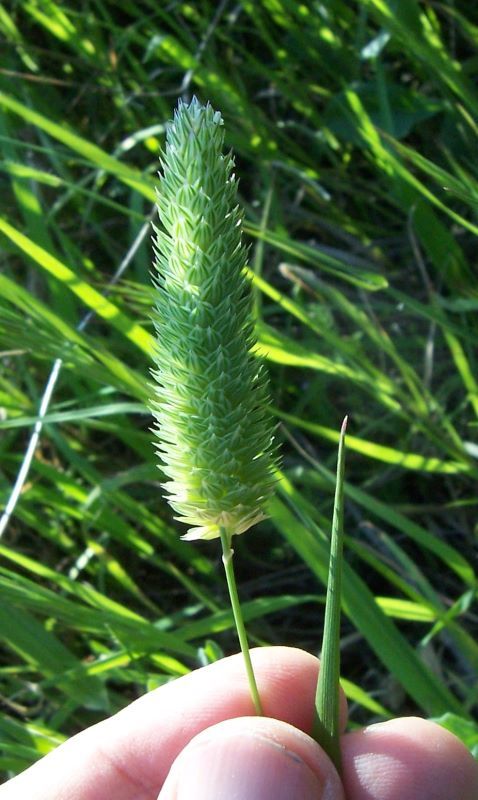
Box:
xmin=2 ymin=647 xmax=347 ymax=800
xmin=341 ymin=716 xmax=478 ymax=800
xmin=159 ymin=716 xmax=344 ymax=800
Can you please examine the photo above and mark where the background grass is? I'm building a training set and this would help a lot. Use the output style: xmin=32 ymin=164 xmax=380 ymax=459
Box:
xmin=0 ymin=0 xmax=477 ymax=778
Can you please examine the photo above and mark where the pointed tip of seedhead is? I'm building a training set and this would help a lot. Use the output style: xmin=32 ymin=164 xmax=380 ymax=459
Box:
xmin=341 ymin=415 xmax=349 ymax=435
xmin=168 ymin=97 xmax=224 ymax=147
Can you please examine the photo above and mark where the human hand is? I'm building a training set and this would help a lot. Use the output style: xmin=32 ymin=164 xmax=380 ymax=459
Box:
xmin=1 ymin=647 xmax=477 ymax=799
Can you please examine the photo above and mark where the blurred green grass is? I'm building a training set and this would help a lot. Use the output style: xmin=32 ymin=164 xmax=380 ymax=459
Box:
xmin=0 ymin=0 xmax=477 ymax=777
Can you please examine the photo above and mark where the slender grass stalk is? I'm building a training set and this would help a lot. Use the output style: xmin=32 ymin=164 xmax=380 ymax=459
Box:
xmin=220 ymin=526 xmax=263 ymax=714
xmin=313 ymin=415 xmax=348 ymax=773
xmin=150 ymin=98 xmax=277 ymax=711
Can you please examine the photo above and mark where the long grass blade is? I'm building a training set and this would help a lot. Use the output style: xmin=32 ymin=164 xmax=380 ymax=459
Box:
xmin=312 ymin=416 xmax=347 ymax=772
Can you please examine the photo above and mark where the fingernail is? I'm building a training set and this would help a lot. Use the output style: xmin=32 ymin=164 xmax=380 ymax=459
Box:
xmin=168 ymin=724 xmax=330 ymax=800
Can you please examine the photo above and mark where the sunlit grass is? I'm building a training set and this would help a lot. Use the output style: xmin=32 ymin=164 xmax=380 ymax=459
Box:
xmin=0 ymin=0 xmax=477 ymax=778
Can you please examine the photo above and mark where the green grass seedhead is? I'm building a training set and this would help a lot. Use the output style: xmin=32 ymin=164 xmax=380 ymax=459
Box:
xmin=151 ymin=98 xmax=277 ymax=542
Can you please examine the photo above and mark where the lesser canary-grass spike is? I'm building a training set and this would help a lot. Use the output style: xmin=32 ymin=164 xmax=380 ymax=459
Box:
xmin=150 ymin=98 xmax=277 ymax=713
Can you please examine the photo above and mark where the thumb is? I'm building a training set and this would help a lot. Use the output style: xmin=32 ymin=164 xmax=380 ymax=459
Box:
xmin=158 ymin=716 xmax=344 ymax=800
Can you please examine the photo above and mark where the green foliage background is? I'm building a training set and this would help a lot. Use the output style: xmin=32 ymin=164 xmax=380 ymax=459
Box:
xmin=0 ymin=0 xmax=477 ymax=776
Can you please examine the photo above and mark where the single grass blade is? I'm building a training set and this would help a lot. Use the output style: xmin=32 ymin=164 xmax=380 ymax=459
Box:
xmin=0 ymin=217 xmax=154 ymax=356
xmin=244 ymin=225 xmax=388 ymax=291
xmin=276 ymin=408 xmax=474 ymax=476
xmin=0 ymin=91 xmax=156 ymax=202
xmin=313 ymin=416 xmax=347 ymax=773
xmin=271 ymin=489 xmax=468 ymax=717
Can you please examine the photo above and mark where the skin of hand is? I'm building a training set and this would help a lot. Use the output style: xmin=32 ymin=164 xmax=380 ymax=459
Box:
xmin=1 ymin=647 xmax=477 ymax=800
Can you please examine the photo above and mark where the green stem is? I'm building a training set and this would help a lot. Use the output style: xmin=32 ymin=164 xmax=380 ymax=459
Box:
xmin=219 ymin=526 xmax=263 ymax=715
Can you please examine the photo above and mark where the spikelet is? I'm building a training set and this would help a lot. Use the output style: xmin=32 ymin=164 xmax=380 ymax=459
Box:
xmin=151 ymin=98 xmax=277 ymax=542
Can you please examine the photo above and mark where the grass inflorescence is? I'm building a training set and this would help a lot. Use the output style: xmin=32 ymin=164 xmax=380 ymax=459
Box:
xmin=151 ymin=98 xmax=277 ymax=543
xmin=151 ymin=97 xmax=277 ymax=713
